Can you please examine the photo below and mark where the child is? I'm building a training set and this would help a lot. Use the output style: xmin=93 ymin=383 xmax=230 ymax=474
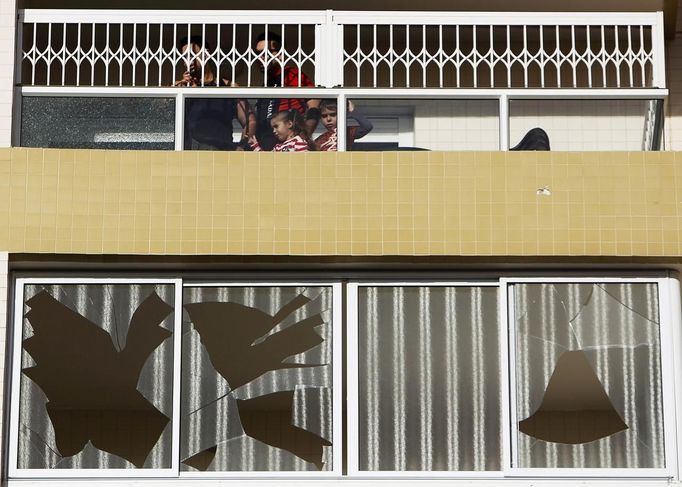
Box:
xmin=315 ymin=99 xmax=373 ymax=151
xmin=249 ymin=110 xmax=315 ymax=152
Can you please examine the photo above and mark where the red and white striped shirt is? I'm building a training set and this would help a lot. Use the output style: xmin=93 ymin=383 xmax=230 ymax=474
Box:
xmin=251 ymin=135 xmax=310 ymax=152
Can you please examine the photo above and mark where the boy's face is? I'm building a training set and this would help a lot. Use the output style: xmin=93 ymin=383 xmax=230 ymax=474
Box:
xmin=256 ymin=40 xmax=281 ymax=73
xmin=271 ymin=117 xmax=292 ymax=141
xmin=321 ymin=106 xmax=337 ymax=131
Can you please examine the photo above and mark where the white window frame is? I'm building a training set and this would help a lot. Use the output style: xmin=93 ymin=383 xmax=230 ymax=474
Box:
xmin=18 ymin=87 xmax=667 ymax=153
xmin=6 ymin=275 xmax=680 ymax=483
xmin=347 ymin=276 xmax=679 ymax=480
xmin=8 ymin=279 xmax=343 ymax=479
xmin=177 ymin=281 xmax=343 ymax=478
xmin=502 ymin=276 xmax=678 ymax=478
xmin=8 ymin=277 xmax=184 ymax=479
xmin=346 ymin=281 xmax=507 ymax=478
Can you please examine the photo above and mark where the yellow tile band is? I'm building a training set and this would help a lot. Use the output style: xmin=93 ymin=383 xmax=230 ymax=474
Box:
xmin=0 ymin=148 xmax=680 ymax=256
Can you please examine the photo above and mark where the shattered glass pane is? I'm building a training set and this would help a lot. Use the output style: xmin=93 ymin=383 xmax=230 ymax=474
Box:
xmin=181 ymin=286 xmax=333 ymax=472
xmin=514 ymin=283 xmax=664 ymax=468
xmin=21 ymin=97 xmax=175 ymax=150
xmin=18 ymin=284 xmax=175 ymax=470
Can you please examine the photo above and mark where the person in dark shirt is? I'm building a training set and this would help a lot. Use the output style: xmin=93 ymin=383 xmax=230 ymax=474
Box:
xmin=254 ymin=31 xmax=321 ymax=151
xmin=174 ymin=35 xmax=255 ymax=150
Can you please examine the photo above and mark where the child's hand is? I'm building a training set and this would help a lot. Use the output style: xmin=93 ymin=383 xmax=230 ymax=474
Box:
xmin=248 ymin=135 xmax=258 ymax=146
xmin=348 ymin=100 xmax=355 ymax=112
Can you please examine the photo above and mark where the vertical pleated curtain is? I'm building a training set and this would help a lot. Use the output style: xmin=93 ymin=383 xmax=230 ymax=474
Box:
xmin=15 ymin=281 xmax=666 ymax=473
xmin=18 ymin=284 xmax=175 ymax=470
xmin=18 ymin=284 xmax=334 ymax=472
xmin=358 ymin=286 xmax=501 ymax=471
xmin=181 ymin=286 xmax=334 ymax=471
xmin=514 ymin=283 xmax=664 ymax=468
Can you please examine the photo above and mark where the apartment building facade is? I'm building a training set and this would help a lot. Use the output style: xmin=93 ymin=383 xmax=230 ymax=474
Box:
xmin=1 ymin=0 xmax=682 ymax=485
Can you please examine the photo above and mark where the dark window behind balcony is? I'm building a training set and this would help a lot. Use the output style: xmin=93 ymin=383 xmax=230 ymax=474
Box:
xmin=20 ymin=97 xmax=176 ymax=150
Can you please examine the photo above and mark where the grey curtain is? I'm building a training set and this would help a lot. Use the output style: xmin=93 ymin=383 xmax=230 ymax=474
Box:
xmin=18 ymin=284 xmax=175 ymax=470
xmin=181 ymin=285 xmax=334 ymax=472
xmin=514 ymin=283 xmax=664 ymax=468
xmin=358 ymin=286 xmax=501 ymax=471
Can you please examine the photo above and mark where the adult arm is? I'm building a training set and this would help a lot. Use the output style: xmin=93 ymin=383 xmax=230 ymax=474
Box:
xmin=235 ymin=98 xmax=257 ymax=139
xmin=304 ymin=98 xmax=321 ymax=136
xmin=293 ymin=69 xmax=321 ymax=136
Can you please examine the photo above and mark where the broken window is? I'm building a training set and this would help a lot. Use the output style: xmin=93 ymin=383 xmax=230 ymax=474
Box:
xmin=11 ymin=277 xmax=674 ymax=478
xmin=356 ymin=286 xmax=501 ymax=471
xmin=513 ymin=282 xmax=664 ymax=468
xmin=16 ymin=283 xmax=176 ymax=470
xmin=180 ymin=285 xmax=335 ymax=472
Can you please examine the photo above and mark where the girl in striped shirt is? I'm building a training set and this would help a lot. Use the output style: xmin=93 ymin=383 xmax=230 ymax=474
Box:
xmin=249 ymin=110 xmax=315 ymax=152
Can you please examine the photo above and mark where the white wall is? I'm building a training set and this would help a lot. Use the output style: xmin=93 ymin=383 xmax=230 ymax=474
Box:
xmin=510 ymin=99 xmax=649 ymax=151
xmin=355 ymin=98 xmax=648 ymax=151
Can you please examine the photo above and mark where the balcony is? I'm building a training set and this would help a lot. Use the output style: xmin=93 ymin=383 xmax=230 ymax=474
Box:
xmin=16 ymin=9 xmax=668 ymax=151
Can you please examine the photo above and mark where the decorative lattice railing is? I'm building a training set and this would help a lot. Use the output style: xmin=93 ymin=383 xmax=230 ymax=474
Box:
xmin=18 ymin=10 xmax=666 ymax=89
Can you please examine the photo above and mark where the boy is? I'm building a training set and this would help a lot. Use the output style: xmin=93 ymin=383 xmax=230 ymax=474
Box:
xmin=315 ymin=100 xmax=373 ymax=151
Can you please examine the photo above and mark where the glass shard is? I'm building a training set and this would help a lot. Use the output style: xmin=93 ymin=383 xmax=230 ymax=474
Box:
xmin=182 ymin=446 xmax=217 ymax=471
xmin=236 ymin=390 xmax=332 ymax=469
xmin=181 ymin=286 xmax=334 ymax=472
xmin=184 ymin=298 xmax=324 ymax=391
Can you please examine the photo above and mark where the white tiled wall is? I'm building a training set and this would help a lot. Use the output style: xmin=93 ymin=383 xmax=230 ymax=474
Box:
xmin=413 ymin=100 xmax=499 ymax=150
xmin=0 ymin=2 xmax=16 ymax=147
xmin=354 ymin=99 xmax=500 ymax=151
xmin=357 ymin=98 xmax=648 ymax=151
xmin=509 ymin=99 xmax=649 ymax=151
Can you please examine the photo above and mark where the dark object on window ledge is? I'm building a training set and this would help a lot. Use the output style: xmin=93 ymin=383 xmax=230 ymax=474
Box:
xmin=510 ymin=127 xmax=550 ymax=151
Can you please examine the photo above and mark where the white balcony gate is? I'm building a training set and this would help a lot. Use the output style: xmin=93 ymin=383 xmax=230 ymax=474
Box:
xmin=15 ymin=9 xmax=668 ymax=150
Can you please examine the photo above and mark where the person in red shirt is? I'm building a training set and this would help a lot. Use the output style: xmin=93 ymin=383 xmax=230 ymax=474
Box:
xmin=254 ymin=31 xmax=321 ymax=150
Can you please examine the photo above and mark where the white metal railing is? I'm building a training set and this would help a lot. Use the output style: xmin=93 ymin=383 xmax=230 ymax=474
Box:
xmin=18 ymin=9 xmax=667 ymax=89
xmin=15 ymin=10 xmax=669 ymax=151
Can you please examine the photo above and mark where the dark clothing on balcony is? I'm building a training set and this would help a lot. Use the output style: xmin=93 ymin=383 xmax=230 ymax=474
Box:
xmin=185 ymin=79 xmax=240 ymax=150
xmin=255 ymin=66 xmax=314 ymax=151
xmin=510 ymin=127 xmax=551 ymax=151
xmin=186 ymin=98 xmax=238 ymax=150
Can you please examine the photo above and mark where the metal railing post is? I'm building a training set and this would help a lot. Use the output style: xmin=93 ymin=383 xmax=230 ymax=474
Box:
xmin=314 ymin=10 xmax=337 ymax=88
xmin=337 ymin=93 xmax=347 ymax=151
xmin=499 ymin=94 xmax=509 ymax=150
xmin=174 ymin=92 xmax=184 ymax=151
xmin=652 ymin=11 xmax=666 ymax=88
xmin=314 ymin=23 xmax=324 ymax=87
